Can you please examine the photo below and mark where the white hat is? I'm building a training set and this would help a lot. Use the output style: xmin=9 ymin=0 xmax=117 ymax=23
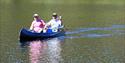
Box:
xmin=33 ymin=14 xmax=39 ymax=17
xmin=52 ymin=13 xmax=57 ymax=15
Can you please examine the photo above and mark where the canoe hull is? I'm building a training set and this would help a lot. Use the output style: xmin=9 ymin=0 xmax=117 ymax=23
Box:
xmin=19 ymin=28 xmax=65 ymax=41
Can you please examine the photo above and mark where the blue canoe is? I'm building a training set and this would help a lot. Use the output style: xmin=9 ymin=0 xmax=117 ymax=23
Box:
xmin=19 ymin=28 xmax=65 ymax=41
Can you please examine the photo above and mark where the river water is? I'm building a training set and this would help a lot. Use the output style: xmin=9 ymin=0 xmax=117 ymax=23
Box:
xmin=0 ymin=0 xmax=125 ymax=63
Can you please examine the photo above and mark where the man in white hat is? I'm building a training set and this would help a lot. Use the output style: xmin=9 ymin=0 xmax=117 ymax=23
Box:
xmin=45 ymin=13 xmax=62 ymax=32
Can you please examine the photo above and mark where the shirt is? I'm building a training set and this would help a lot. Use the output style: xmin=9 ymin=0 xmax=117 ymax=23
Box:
xmin=32 ymin=19 xmax=45 ymax=32
xmin=47 ymin=19 xmax=61 ymax=29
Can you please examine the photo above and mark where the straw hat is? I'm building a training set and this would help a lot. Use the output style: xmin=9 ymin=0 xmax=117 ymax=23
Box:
xmin=33 ymin=14 xmax=39 ymax=17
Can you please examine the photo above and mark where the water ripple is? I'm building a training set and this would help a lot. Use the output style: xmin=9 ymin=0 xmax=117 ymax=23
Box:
xmin=66 ymin=25 xmax=125 ymax=35
xmin=65 ymin=25 xmax=125 ymax=39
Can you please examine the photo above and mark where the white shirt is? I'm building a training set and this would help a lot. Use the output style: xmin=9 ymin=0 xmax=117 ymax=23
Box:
xmin=47 ymin=18 xmax=61 ymax=29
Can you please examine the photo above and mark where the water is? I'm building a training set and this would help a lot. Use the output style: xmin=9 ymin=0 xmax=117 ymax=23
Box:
xmin=19 ymin=38 xmax=64 ymax=63
xmin=0 ymin=0 xmax=125 ymax=63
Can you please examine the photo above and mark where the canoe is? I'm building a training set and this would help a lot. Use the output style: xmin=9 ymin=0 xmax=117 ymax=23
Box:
xmin=19 ymin=28 xmax=65 ymax=41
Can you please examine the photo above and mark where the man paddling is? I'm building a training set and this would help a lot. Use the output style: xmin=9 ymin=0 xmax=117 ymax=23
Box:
xmin=45 ymin=13 xmax=62 ymax=32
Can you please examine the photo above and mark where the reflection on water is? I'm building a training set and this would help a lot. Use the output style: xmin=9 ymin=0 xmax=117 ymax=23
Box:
xmin=29 ymin=40 xmax=47 ymax=63
xmin=21 ymin=37 xmax=64 ymax=63
xmin=46 ymin=38 xmax=63 ymax=63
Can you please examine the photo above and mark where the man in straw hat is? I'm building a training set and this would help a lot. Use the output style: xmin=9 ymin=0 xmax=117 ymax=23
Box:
xmin=45 ymin=13 xmax=62 ymax=32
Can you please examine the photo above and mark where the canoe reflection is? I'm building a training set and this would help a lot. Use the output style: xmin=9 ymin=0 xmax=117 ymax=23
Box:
xmin=46 ymin=38 xmax=63 ymax=63
xmin=27 ymin=38 xmax=64 ymax=63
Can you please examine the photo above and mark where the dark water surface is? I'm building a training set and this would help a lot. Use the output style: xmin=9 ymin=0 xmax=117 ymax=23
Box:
xmin=0 ymin=0 xmax=125 ymax=63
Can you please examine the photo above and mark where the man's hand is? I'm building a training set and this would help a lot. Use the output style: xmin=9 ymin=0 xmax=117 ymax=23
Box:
xmin=59 ymin=16 xmax=62 ymax=20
